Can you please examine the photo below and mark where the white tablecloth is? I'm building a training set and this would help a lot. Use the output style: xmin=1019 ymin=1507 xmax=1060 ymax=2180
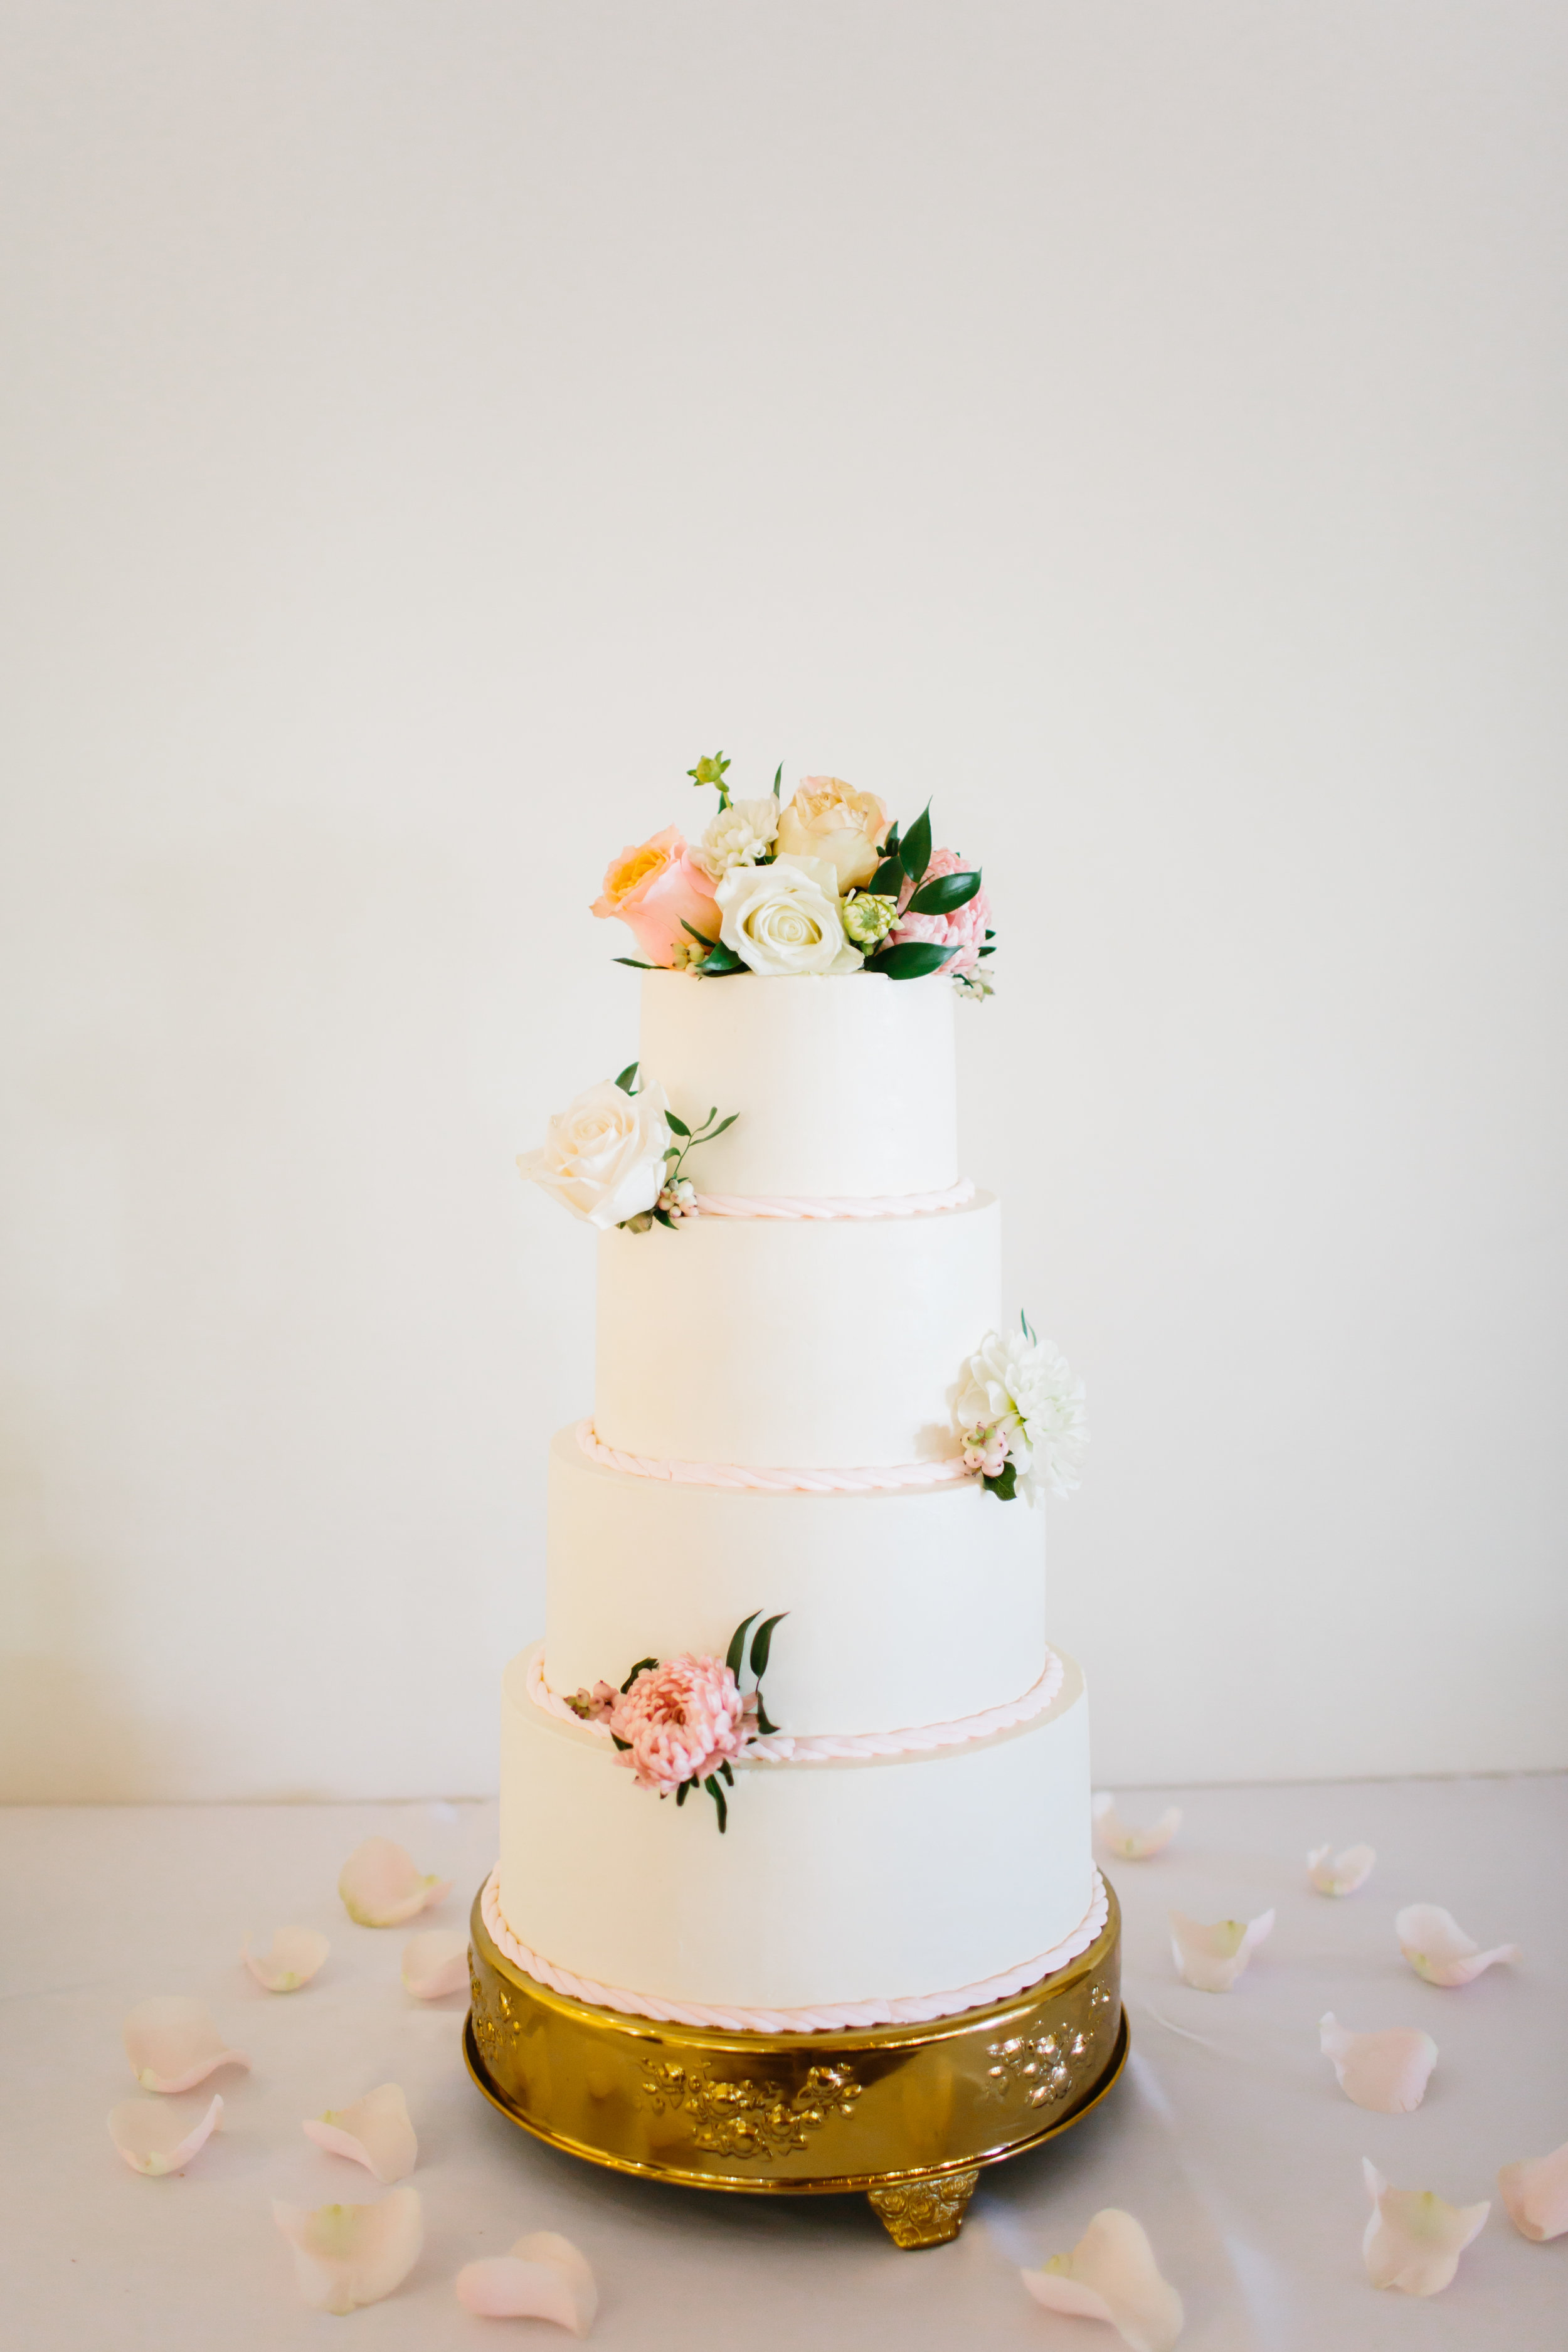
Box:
xmin=3 ymin=1777 xmax=1563 ymax=2348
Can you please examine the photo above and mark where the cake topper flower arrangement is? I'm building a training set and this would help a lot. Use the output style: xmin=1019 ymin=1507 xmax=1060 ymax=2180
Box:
xmin=566 ymin=1610 xmax=786 ymax=1833
xmin=518 ymin=1062 xmax=734 ymax=1234
xmin=592 ymin=752 xmax=995 ymax=996
xmin=955 ymin=1313 xmax=1088 ymax=1503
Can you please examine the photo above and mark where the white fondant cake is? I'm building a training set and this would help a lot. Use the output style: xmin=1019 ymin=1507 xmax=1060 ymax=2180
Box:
xmin=504 ymin=946 xmax=1093 ymax=2030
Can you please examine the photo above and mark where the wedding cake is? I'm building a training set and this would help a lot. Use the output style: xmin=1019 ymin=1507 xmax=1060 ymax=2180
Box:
xmin=490 ymin=761 xmax=1096 ymax=2032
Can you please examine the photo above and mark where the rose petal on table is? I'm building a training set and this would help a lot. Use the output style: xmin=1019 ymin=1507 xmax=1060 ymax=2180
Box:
xmin=1168 ymin=1908 xmax=1274 ymax=1993
xmin=122 ymin=1997 xmax=252 ymax=2092
xmin=455 ymin=2232 xmax=598 ymax=2334
xmin=107 ymin=2093 xmax=223 ymax=2176
xmin=273 ymin=2187 xmax=422 ymax=2313
xmin=1093 ymin=1794 xmax=1182 ymax=1860
xmin=1306 ymin=1842 xmax=1375 ymax=1897
xmin=1394 ymin=1902 xmax=1520 ymax=1988
xmin=1362 ymin=2158 xmax=1488 ymax=2294
xmin=303 ymin=2084 xmax=417 ymax=2183
xmin=1498 ymin=2142 xmax=1568 ymax=2242
xmin=243 ymin=1926 xmax=331 ymax=1993
xmin=338 ymin=1837 xmax=452 ymax=1928
xmin=401 ymin=1929 xmax=470 ymax=2000
xmin=1320 ymin=2014 xmax=1437 ymax=2113
xmin=1021 ymin=2208 xmax=1183 ymax=2351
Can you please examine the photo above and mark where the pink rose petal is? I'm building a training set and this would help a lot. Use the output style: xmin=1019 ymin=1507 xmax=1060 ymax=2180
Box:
xmin=401 ymin=1929 xmax=470 ymax=2001
xmin=122 ymin=1997 xmax=252 ymax=2093
xmin=1094 ymin=1794 xmax=1181 ymax=1860
xmin=1395 ymin=1903 xmax=1520 ymax=1988
xmin=456 ymin=2232 xmax=598 ymax=2335
xmin=273 ymin=2186 xmax=422 ymax=2313
xmin=1362 ymin=2159 xmax=1488 ymax=2294
xmin=1320 ymin=2014 xmax=1437 ymax=2114
xmin=243 ymin=1926 xmax=330 ymax=1993
xmin=1498 ymin=2142 xmax=1568 ymax=2242
xmin=1306 ymin=1842 xmax=1375 ymax=1897
xmin=1021 ymin=2209 xmax=1183 ymax=2351
xmin=338 ymin=1836 xmax=452 ymax=1928
xmin=1168 ymin=1909 xmax=1273 ymax=1993
xmin=302 ymin=2084 xmax=417 ymax=2183
xmin=107 ymin=2093 xmax=223 ymax=2176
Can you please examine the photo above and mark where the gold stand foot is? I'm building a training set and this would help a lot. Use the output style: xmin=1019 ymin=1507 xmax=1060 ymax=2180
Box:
xmin=867 ymin=2168 xmax=980 ymax=2248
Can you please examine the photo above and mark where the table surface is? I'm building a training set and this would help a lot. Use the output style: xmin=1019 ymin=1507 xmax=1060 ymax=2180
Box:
xmin=3 ymin=1776 xmax=1563 ymax=2349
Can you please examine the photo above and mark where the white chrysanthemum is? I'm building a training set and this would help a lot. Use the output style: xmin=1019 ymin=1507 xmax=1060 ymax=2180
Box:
xmin=694 ymin=796 xmax=780 ymax=881
xmin=954 ymin=1325 xmax=1088 ymax=1501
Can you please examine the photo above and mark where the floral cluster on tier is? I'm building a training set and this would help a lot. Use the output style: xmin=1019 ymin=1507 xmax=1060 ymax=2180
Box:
xmin=954 ymin=1314 xmax=1088 ymax=1504
xmin=591 ymin=751 xmax=996 ymax=997
xmin=566 ymin=1611 xmax=786 ymax=1833
xmin=517 ymin=1062 xmax=734 ymax=1234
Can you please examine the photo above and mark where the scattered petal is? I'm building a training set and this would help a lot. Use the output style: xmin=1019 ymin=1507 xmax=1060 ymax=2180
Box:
xmin=107 ymin=2093 xmax=223 ymax=2176
xmin=1320 ymin=2014 xmax=1437 ymax=2113
xmin=1306 ymin=1842 xmax=1375 ymax=1897
xmin=303 ymin=2084 xmax=417 ymax=2183
xmin=1021 ymin=2208 xmax=1183 ymax=2351
xmin=1395 ymin=1903 xmax=1520 ymax=1988
xmin=273 ymin=2187 xmax=422 ymax=2313
xmin=1094 ymin=1794 xmax=1182 ymax=1860
xmin=122 ymin=1998 xmax=252 ymax=2093
xmin=338 ymin=1837 xmax=452 ymax=1929
xmin=1498 ymin=2142 xmax=1568 ymax=2242
xmin=243 ymin=1926 xmax=331 ymax=1993
xmin=1168 ymin=1909 xmax=1274 ymax=1993
xmin=401 ymin=1929 xmax=470 ymax=2001
xmin=1362 ymin=2159 xmax=1488 ymax=2294
xmin=456 ymin=2232 xmax=598 ymax=2334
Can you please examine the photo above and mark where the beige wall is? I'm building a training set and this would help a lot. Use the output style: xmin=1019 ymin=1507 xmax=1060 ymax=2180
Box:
xmin=2 ymin=1 xmax=1564 ymax=1796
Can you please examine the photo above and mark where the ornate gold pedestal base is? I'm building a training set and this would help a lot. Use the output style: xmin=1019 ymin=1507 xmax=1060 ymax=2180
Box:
xmin=465 ymin=1880 xmax=1126 ymax=2248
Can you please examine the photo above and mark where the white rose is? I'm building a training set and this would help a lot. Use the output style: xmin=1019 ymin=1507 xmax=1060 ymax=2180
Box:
xmin=714 ymin=854 xmax=864 ymax=978
xmin=694 ymin=796 xmax=780 ymax=881
xmin=517 ymin=1078 xmax=672 ymax=1230
xmin=954 ymin=1326 xmax=1088 ymax=1501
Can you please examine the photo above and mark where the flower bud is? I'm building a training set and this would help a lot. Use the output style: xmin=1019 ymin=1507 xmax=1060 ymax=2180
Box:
xmin=841 ymin=891 xmax=899 ymax=950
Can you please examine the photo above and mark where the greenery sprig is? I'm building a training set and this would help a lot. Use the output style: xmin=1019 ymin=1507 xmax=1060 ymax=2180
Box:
xmin=612 ymin=1062 xmax=737 ymax=1229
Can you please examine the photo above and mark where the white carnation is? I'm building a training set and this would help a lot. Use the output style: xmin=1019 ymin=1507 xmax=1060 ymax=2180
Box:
xmin=517 ymin=1078 xmax=672 ymax=1231
xmin=714 ymin=854 xmax=864 ymax=978
xmin=694 ymin=797 xmax=780 ymax=881
xmin=954 ymin=1326 xmax=1088 ymax=1502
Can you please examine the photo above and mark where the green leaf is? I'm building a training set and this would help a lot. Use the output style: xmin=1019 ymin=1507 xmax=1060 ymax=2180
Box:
xmin=620 ymin=1656 xmax=658 ymax=1694
xmin=612 ymin=957 xmax=657 ymax=970
xmin=665 ymin=1110 xmax=691 ymax=1137
xmin=718 ymin=1759 xmax=734 ymax=1786
xmin=675 ymin=1778 xmax=689 ymax=1806
xmin=985 ymin=1460 xmax=1019 ymax=1502
xmin=867 ymin=941 xmax=959 ymax=980
xmin=748 ymin=1611 xmax=788 ymax=1682
xmin=755 ymin=1700 xmax=778 ymax=1735
xmin=611 ymin=1732 xmax=632 ymax=1750
xmin=612 ymin=1061 xmax=640 ymax=1093
xmin=978 ymin=941 xmax=997 ymax=957
xmin=697 ymin=941 xmax=746 ymax=975
xmin=882 ymin=820 xmax=902 ymax=860
xmin=705 ymin=1774 xmax=728 ymax=1834
xmin=681 ymin=919 xmax=718 ymax=950
xmin=906 ymin=869 xmax=980 ymax=916
xmin=869 ymin=855 xmax=905 ymax=899
xmin=651 ymin=1207 xmax=673 ymax=1227
xmin=726 ymin=1613 xmax=760 ymax=1678
xmin=1020 ymin=1308 xmax=1036 ymax=1343
xmin=771 ymin=763 xmax=783 ymax=798
xmin=899 ymin=802 xmax=933 ymax=886
xmin=706 ymin=1113 xmax=738 ymax=1138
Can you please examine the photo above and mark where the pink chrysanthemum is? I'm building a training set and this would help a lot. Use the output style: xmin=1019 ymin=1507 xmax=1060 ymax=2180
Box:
xmin=608 ymin=1655 xmax=756 ymax=1794
xmin=892 ymin=845 xmax=993 ymax=977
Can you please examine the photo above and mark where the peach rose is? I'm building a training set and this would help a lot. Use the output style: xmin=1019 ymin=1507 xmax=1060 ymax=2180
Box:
xmin=591 ymin=827 xmax=719 ymax=965
xmin=775 ymin=778 xmax=890 ymax=892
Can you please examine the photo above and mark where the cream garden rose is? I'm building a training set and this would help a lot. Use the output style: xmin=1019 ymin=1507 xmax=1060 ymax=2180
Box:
xmin=714 ymin=854 xmax=864 ymax=977
xmin=517 ymin=1079 xmax=672 ymax=1230
xmin=775 ymin=776 xmax=890 ymax=891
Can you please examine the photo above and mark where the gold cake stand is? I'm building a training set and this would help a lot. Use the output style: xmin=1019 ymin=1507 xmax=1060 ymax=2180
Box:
xmin=465 ymin=1878 xmax=1126 ymax=2248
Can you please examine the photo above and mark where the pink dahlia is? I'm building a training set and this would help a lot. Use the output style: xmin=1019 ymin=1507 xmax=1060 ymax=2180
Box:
xmin=891 ymin=845 xmax=993 ymax=978
xmin=607 ymin=1654 xmax=756 ymax=1795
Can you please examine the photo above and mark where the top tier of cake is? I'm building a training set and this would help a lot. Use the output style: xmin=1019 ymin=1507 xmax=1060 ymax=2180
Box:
xmin=638 ymin=968 xmax=957 ymax=1197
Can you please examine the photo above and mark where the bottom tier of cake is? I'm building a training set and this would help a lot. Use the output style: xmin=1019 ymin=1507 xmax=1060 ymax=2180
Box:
xmin=495 ymin=1641 xmax=1096 ymax=2029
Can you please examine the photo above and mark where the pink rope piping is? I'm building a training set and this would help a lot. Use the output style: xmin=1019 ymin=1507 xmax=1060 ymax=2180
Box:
xmin=575 ymin=1419 xmax=975 ymax=1495
xmin=692 ymin=1177 xmax=976 ymax=1221
xmin=480 ymin=1867 xmax=1109 ymax=2034
xmin=527 ymin=1644 xmax=1066 ymax=1762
